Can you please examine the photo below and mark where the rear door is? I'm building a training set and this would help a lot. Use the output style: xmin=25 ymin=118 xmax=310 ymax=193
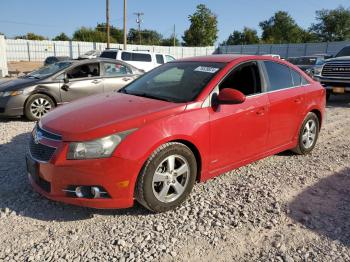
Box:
xmin=102 ymin=62 xmax=136 ymax=92
xmin=60 ymin=62 xmax=104 ymax=102
xmin=263 ymin=61 xmax=306 ymax=150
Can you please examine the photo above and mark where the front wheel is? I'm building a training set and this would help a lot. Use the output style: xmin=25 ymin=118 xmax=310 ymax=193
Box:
xmin=24 ymin=94 xmax=55 ymax=121
xmin=135 ymin=142 xmax=197 ymax=213
xmin=292 ymin=112 xmax=320 ymax=155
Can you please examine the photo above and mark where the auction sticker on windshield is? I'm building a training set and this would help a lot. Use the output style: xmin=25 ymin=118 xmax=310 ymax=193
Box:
xmin=194 ymin=66 xmax=220 ymax=73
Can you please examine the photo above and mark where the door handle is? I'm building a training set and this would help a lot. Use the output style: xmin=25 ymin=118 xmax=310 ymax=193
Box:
xmin=122 ymin=77 xmax=132 ymax=82
xmin=255 ymin=107 xmax=266 ymax=116
xmin=294 ymin=98 xmax=302 ymax=104
xmin=91 ymin=79 xmax=101 ymax=84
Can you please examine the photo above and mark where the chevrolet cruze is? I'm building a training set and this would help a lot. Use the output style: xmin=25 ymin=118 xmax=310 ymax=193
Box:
xmin=26 ymin=55 xmax=325 ymax=212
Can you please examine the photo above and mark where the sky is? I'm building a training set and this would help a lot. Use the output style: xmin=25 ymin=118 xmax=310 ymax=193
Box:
xmin=0 ymin=0 xmax=349 ymax=44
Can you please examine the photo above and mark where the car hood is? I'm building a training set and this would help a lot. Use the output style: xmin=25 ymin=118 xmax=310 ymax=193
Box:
xmin=41 ymin=92 xmax=187 ymax=141
xmin=0 ymin=77 xmax=40 ymax=91
xmin=325 ymin=56 xmax=350 ymax=62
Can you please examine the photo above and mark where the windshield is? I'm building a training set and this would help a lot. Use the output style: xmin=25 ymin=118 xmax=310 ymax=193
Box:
xmin=335 ymin=46 xmax=350 ymax=58
xmin=84 ymin=50 xmax=97 ymax=56
xmin=27 ymin=62 xmax=72 ymax=79
xmin=121 ymin=62 xmax=225 ymax=103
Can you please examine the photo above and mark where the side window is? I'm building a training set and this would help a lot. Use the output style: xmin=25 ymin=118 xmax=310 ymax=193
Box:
xmin=121 ymin=52 xmax=132 ymax=61
xmin=156 ymin=54 xmax=164 ymax=64
xmin=100 ymin=51 xmax=117 ymax=59
xmin=301 ymin=76 xmax=309 ymax=85
xmin=132 ymin=53 xmax=152 ymax=62
xmin=264 ymin=61 xmax=293 ymax=91
xmin=67 ymin=63 xmax=100 ymax=79
xmin=165 ymin=55 xmax=175 ymax=62
xmin=219 ymin=62 xmax=262 ymax=96
xmin=290 ymin=69 xmax=302 ymax=86
xmin=104 ymin=63 xmax=131 ymax=76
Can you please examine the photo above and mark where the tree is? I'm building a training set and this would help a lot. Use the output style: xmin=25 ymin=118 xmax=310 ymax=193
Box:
xmin=259 ymin=11 xmax=306 ymax=44
xmin=222 ymin=27 xmax=259 ymax=45
xmin=128 ymin=28 xmax=163 ymax=45
xmin=310 ymin=6 xmax=350 ymax=42
xmin=52 ymin=32 xmax=70 ymax=41
xmin=96 ymin=23 xmax=123 ymax=43
xmin=15 ymin=32 xmax=47 ymax=40
xmin=183 ymin=4 xmax=218 ymax=46
xmin=72 ymin=27 xmax=111 ymax=42
xmin=161 ymin=37 xmax=181 ymax=46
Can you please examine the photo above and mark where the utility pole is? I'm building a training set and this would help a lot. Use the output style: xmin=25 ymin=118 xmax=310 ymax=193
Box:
xmin=106 ymin=0 xmax=110 ymax=49
xmin=173 ymin=24 xmax=176 ymax=47
xmin=134 ymin=12 xmax=144 ymax=45
xmin=123 ymin=0 xmax=127 ymax=50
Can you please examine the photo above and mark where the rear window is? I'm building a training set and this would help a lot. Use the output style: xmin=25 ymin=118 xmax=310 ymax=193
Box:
xmin=100 ymin=51 xmax=117 ymax=59
xmin=120 ymin=52 xmax=152 ymax=62
xmin=264 ymin=61 xmax=293 ymax=91
xmin=132 ymin=53 xmax=152 ymax=62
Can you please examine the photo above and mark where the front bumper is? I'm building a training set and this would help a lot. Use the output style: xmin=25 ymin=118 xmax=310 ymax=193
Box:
xmin=313 ymin=76 xmax=350 ymax=93
xmin=26 ymin=139 xmax=140 ymax=209
xmin=0 ymin=95 xmax=26 ymax=117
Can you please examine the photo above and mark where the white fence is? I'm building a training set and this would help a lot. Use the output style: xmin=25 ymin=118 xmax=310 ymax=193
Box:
xmin=5 ymin=39 xmax=216 ymax=62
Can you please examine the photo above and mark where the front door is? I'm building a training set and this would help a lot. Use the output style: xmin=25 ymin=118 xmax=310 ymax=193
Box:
xmin=209 ymin=94 xmax=269 ymax=172
xmin=60 ymin=62 xmax=104 ymax=102
xmin=208 ymin=61 xmax=270 ymax=173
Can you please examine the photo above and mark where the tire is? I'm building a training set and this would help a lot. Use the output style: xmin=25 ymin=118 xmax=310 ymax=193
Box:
xmin=135 ymin=142 xmax=197 ymax=213
xmin=292 ymin=112 xmax=320 ymax=155
xmin=24 ymin=94 xmax=55 ymax=121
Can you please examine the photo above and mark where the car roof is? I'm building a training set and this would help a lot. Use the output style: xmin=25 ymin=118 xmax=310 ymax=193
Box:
xmin=175 ymin=54 xmax=268 ymax=63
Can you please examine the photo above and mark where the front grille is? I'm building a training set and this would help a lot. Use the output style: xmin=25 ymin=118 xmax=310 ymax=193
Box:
xmin=322 ymin=62 xmax=350 ymax=78
xmin=29 ymin=137 xmax=56 ymax=162
xmin=31 ymin=172 xmax=51 ymax=193
xmin=36 ymin=125 xmax=62 ymax=141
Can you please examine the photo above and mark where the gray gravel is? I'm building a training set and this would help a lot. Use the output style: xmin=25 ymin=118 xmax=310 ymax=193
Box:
xmin=0 ymin=94 xmax=350 ymax=262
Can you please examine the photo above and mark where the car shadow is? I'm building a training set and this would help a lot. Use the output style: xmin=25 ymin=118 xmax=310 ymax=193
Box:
xmin=0 ymin=131 xmax=150 ymax=222
xmin=288 ymin=167 xmax=350 ymax=246
xmin=327 ymin=93 xmax=350 ymax=108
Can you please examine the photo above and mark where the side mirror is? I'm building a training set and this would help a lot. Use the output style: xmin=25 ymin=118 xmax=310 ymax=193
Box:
xmin=217 ymin=88 xmax=246 ymax=105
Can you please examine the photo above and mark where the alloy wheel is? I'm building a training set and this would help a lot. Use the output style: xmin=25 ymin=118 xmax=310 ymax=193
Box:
xmin=302 ymin=119 xmax=317 ymax=149
xmin=30 ymin=98 xmax=52 ymax=118
xmin=152 ymin=154 xmax=190 ymax=203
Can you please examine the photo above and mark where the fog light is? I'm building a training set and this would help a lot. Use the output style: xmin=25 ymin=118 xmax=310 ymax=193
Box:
xmin=91 ymin=186 xmax=101 ymax=198
xmin=75 ymin=186 xmax=84 ymax=198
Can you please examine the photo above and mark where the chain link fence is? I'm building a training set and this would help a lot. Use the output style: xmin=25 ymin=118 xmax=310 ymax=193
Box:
xmin=218 ymin=41 xmax=350 ymax=58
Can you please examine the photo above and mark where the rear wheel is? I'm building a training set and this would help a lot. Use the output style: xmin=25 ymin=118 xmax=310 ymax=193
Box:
xmin=135 ymin=142 xmax=197 ymax=213
xmin=292 ymin=112 xmax=319 ymax=155
xmin=24 ymin=94 xmax=55 ymax=121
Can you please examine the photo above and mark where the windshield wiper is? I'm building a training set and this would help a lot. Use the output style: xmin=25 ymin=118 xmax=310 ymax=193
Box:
xmin=28 ymin=75 xmax=40 ymax=79
xmin=126 ymin=91 xmax=174 ymax=102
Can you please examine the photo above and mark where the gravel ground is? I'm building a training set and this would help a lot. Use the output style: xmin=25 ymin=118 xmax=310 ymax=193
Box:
xmin=0 ymin=94 xmax=349 ymax=262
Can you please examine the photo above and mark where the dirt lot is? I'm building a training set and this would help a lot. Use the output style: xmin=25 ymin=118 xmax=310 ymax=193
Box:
xmin=0 ymin=94 xmax=349 ymax=261
xmin=7 ymin=61 xmax=43 ymax=75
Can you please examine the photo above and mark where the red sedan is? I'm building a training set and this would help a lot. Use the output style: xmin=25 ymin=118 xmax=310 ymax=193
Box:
xmin=26 ymin=55 xmax=325 ymax=212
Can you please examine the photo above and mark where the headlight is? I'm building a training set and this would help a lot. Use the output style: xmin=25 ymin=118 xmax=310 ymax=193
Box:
xmin=67 ymin=129 xmax=137 ymax=160
xmin=313 ymin=66 xmax=323 ymax=76
xmin=0 ymin=90 xmax=24 ymax=97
